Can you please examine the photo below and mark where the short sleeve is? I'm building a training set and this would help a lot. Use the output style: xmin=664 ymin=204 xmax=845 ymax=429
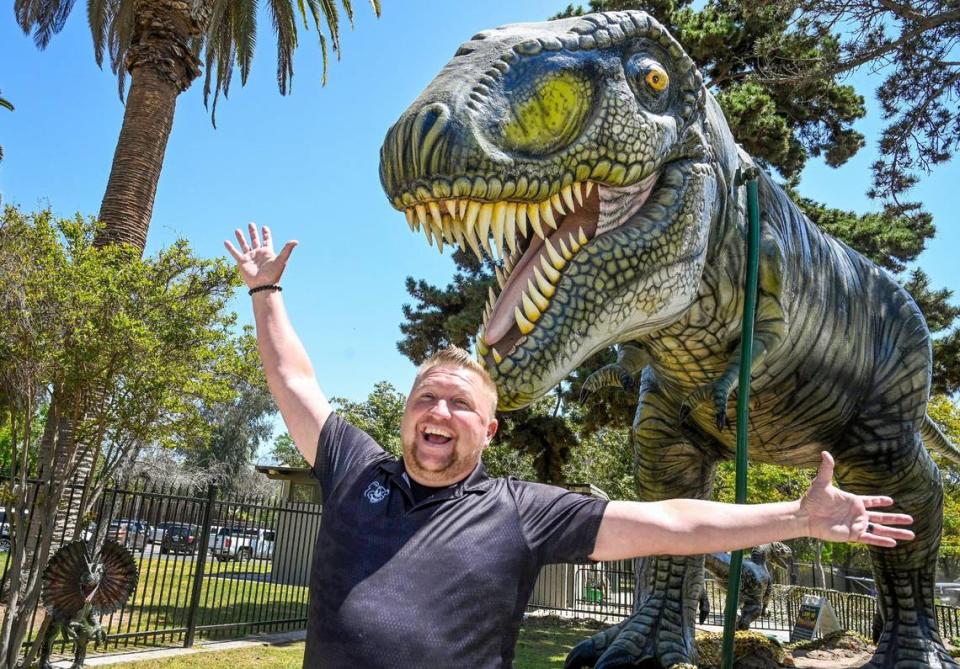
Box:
xmin=511 ymin=481 xmax=609 ymax=565
xmin=311 ymin=414 xmax=386 ymax=504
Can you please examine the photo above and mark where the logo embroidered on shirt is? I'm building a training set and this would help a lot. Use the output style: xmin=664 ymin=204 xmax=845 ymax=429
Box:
xmin=363 ymin=481 xmax=389 ymax=504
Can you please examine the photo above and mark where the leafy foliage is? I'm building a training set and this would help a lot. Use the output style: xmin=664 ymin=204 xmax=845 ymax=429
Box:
xmin=331 ymin=381 xmax=408 ymax=458
xmin=181 ymin=328 xmax=277 ymax=492
xmin=269 ymin=432 xmax=307 ymax=468
xmin=0 ymin=206 xmax=244 ymax=481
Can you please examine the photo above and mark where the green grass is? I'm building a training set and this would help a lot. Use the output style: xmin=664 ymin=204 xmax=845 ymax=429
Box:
xmin=103 ymin=617 xmax=608 ymax=668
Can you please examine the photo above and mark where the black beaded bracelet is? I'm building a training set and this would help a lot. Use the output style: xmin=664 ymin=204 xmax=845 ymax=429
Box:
xmin=249 ymin=284 xmax=282 ymax=296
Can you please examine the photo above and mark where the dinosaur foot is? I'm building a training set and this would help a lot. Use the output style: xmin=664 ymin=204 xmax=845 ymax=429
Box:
xmin=678 ymin=381 xmax=732 ymax=431
xmin=861 ymin=619 xmax=958 ymax=669
xmin=565 ymin=596 xmax=694 ymax=668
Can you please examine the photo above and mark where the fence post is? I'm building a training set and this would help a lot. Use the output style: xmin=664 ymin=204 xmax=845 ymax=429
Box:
xmin=184 ymin=484 xmax=217 ymax=648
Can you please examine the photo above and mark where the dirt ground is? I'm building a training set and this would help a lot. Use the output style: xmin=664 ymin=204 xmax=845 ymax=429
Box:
xmin=789 ymin=647 xmax=873 ymax=668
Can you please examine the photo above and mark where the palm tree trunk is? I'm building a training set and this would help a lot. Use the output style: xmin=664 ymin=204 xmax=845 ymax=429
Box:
xmin=95 ymin=68 xmax=180 ymax=251
xmin=95 ymin=0 xmax=204 ymax=252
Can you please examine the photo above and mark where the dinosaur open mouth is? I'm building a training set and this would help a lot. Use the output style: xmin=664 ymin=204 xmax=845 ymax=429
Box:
xmin=400 ymin=171 xmax=663 ymax=361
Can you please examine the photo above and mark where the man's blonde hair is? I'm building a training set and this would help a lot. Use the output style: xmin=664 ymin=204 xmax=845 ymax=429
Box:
xmin=414 ymin=346 xmax=498 ymax=414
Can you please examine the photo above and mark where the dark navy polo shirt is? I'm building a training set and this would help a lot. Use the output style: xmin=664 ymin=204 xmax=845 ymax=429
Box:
xmin=304 ymin=414 xmax=608 ymax=668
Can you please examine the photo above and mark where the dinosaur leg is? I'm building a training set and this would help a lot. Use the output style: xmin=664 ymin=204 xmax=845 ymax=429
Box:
xmin=836 ymin=433 xmax=956 ymax=668
xmin=37 ymin=623 xmax=59 ymax=669
xmin=567 ymin=383 xmax=717 ymax=669
xmin=737 ymin=598 xmax=761 ymax=630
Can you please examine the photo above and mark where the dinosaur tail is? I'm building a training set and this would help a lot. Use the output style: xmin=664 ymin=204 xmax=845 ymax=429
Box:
xmin=921 ymin=415 xmax=960 ymax=467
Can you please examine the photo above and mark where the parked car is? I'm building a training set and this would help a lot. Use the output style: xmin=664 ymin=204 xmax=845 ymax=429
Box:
xmin=209 ymin=526 xmax=275 ymax=562
xmin=159 ymin=523 xmax=200 ymax=555
xmin=151 ymin=522 xmax=184 ymax=544
xmin=107 ymin=519 xmax=150 ymax=552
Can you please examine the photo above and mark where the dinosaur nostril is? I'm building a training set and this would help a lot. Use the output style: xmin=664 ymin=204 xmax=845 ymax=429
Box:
xmin=413 ymin=102 xmax=452 ymax=176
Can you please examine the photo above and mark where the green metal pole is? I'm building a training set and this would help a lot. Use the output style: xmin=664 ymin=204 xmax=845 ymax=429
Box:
xmin=720 ymin=170 xmax=761 ymax=669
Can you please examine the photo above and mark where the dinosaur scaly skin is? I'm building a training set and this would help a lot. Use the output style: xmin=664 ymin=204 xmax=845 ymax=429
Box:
xmin=379 ymin=11 xmax=958 ymax=668
xmin=699 ymin=542 xmax=792 ymax=631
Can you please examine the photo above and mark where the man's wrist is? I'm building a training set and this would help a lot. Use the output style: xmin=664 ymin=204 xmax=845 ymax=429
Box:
xmin=249 ymin=284 xmax=282 ymax=296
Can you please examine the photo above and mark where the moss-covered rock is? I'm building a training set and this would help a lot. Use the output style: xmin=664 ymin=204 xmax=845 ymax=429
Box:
xmin=695 ymin=630 xmax=786 ymax=668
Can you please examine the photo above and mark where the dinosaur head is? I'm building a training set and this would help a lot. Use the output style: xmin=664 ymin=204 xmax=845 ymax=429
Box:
xmin=762 ymin=541 xmax=793 ymax=571
xmin=380 ymin=11 xmax=736 ymax=409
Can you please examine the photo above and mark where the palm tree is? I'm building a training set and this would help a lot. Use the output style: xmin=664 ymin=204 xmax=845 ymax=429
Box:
xmin=0 ymin=91 xmax=12 ymax=163
xmin=14 ymin=0 xmax=381 ymax=251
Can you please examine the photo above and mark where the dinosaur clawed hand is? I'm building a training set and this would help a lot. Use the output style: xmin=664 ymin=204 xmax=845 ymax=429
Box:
xmin=678 ymin=380 xmax=734 ymax=430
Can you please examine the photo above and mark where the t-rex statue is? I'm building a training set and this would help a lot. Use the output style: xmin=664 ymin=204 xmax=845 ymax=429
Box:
xmin=699 ymin=542 xmax=793 ymax=631
xmin=37 ymin=540 xmax=138 ymax=669
xmin=378 ymin=10 xmax=959 ymax=667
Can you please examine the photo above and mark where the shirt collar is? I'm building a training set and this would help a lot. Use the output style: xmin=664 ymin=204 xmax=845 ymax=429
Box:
xmin=377 ymin=457 xmax=491 ymax=499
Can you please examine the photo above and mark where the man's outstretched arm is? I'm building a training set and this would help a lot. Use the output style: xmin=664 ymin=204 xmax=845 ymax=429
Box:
xmin=589 ymin=452 xmax=915 ymax=561
xmin=225 ymin=224 xmax=331 ymax=467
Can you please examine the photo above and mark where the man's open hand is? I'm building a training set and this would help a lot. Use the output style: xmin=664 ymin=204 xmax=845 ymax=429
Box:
xmin=224 ymin=223 xmax=297 ymax=290
xmin=799 ymin=452 xmax=915 ymax=547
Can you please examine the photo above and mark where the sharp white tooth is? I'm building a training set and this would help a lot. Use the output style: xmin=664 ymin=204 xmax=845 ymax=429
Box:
xmin=526 ymin=279 xmax=550 ymax=310
xmin=561 ymin=184 xmax=576 ymax=211
xmin=451 ymin=219 xmax=466 ymax=253
xmin=504 ymin=252 xmax=515 ymax=273
xmin=544 ymin=238 xmax=566 ymax=269
xmin=458 ymin=199 xmax=468 ymax=219
xmin=433 ymin=226 xmax=444 ymax=253
xmin=534 ymin=266 xmax=556 ymax=297
xmin=528 ymin=203 xmax=545 ymax=239
xmin=423 ymin=221 xmax=434 ymax=247
xmin=514 ymin=306 xmax=534 ymax=335
xmin=445 ymin=200 xmax=458 ymax=218
xmin=551 ymin=192 xmax=565 ymax=216
xmin=405 ymin=208 xmax=416 ymax=231
xmin=539 ymin=255 xmax=561 ymax=282
xmin=429 ymin=201 xmax=443 ymax=230
xmin=488 ymin=286 xmax=498 ymax=310
xmin=540 ymin=200 xmax=557 ymax=229
xmin=504 ymin=202 xmax=518 ymax=254
xmin=516 ymin=203 xmax=528 ymax=237
xmin=521 ymin=292 xmax=541 ymax=322
xmin=492 ymin=202 xmax=507 ymax=258
xmin=478 ymin=203 xmax=494 ymax=256
xmin=573 ymin=182 xmax=584 ymax=207
xmin=558 ymin=237 xmax=573 ymax=260
xmin=578 ymin=226 xmax=589 ymax=245
xmin=494 ymin=265 xmax=506 ymax=289
xmin=584 ymin=181 xmax=594 ymax=198
xmin=441 ymin=215 xmax=456 ymax=245
xmin=568 ymin=232 xmax=580 ymax=253
xmin=476 ymin=333 xmax=489 ymax=355
xmin=464 ymin=201 xmax=482 ymax=257
xmin=465 ymin=230 xmax=483 ymax=262
xmin=416 ymin=204 xmax=428 ymax=229
xmin=492 ymin=348 xmax=502 ymax=365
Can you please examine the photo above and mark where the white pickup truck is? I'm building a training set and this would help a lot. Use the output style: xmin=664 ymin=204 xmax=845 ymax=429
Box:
xmin=208 ymin=526 xmax=275 ymax=562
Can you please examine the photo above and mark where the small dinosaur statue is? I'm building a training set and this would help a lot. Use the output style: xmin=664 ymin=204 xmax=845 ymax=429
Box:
xmin=37 ymin=540 xmax=138 ymax=669
xmin=698 ymin=542 xmax=793 ymax=630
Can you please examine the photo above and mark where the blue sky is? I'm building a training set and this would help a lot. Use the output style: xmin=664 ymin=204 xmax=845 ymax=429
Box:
xmin=2 ymin=1 xmax=957 ymax=415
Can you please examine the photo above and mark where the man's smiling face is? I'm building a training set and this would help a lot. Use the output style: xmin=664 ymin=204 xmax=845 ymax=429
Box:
xmin=400 ymin=366 xmax=499 ymax=486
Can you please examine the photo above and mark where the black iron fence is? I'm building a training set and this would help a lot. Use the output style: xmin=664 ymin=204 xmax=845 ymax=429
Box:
xmin=526 ymin=558 xmax=960 ymax=643
xmin=1 ymin=477 xmax=319 ymax=660
xmin=6 ymin=478 xmax=960 ymax=660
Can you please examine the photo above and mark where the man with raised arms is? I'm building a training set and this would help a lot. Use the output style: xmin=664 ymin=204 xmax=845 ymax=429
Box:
xmin=225 ymin=224 xmax=914 ymax=669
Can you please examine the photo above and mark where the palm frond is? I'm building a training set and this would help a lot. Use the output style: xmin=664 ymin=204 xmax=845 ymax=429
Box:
xmin=106 ymin=0 xmax=135 ymax=100
xmin=15 ymin=0 xmax=79 ymax=49
xmin=86 ymin=0 xmax=110 ymax=67
xmin=232 ymin=0 xmax=257 ymax=87
xmin=367 ymin=0 xmax=381 ymax=19
xmin=268 ymin=0 xmax=298 ymax=96
xmin=0 ymin=94 xmax=13 ymax=112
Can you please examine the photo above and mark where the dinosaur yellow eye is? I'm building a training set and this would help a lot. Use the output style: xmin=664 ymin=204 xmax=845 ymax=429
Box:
xmin=645 ymin=67 xmax=669 ymax=92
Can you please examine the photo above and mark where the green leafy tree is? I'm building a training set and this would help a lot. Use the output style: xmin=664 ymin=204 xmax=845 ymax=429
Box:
xmin=0 ymin=207 xmax=242 ymax=664
xmin=270 ymin=432 xmax=307 ymax=468
xmin=14 ymin=0 xmax=382 ymax=251
xmin=181 ymin=329 xmax=277 ymax=493
xmin=331 ymin=381 xmax=408 ymax=458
